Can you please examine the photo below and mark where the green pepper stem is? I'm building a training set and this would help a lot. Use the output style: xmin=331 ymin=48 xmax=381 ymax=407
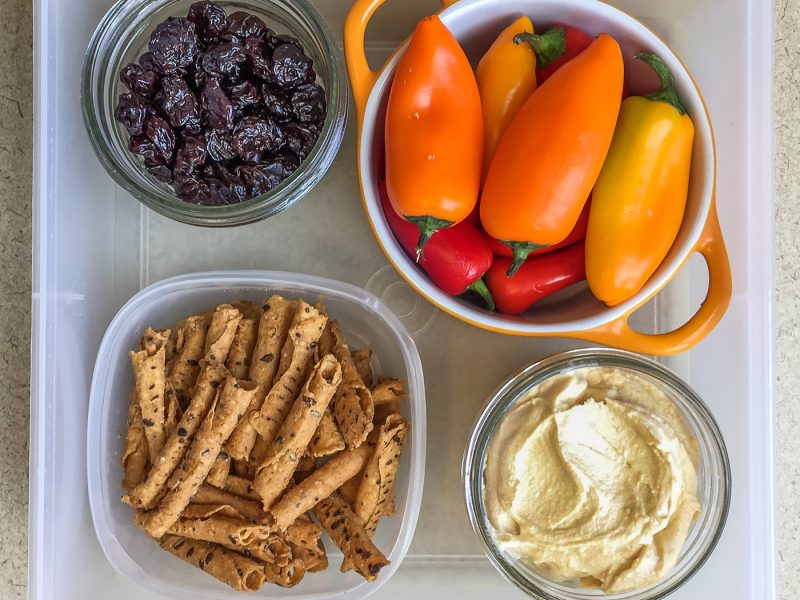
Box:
xmin=635 ymin=51 xmax=687 ymax=115
xmin=514 ymin=28 xmax=566 ymax=68
xmin=405 ymin=215 xmax=455 ymax=262
xmin=466 ymin=278 xmax=495 ymax=312
xmin=504 ymin=241 xmax=549 ymax=276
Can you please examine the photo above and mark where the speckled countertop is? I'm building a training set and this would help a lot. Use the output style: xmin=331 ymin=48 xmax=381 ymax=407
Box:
xmin=0 ymin=0 xmax=797 ymax=598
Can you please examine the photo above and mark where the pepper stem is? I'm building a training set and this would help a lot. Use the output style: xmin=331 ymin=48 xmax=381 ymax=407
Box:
xmin=635 ymin=51 xmax=687 ymax=115
xmin=514 ymin=28 xmax=566 ymax=68
xmin=504 ymin=241 xmax=549 ymax=276
xmin=466 ymin=278 xmax=495 ymax=312
xmin=406 ymin=215 xmax=455 ymax=262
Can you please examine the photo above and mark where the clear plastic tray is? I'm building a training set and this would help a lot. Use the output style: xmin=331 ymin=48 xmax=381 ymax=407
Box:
xmin=86 ymin=271 xmax=425 ymax=600
xmin=31 ymin=0 xmax=775 ymax=598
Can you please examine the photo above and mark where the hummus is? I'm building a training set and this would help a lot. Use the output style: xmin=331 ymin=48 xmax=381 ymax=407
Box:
xmin=484 ymin=366 xmax=700 ymax=593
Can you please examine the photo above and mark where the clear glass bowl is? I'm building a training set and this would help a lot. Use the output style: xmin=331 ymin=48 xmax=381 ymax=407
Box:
xmin=82 ymin=0 xmax=347 ymax=227
xmin=463 ymin=348 xmax=730 ymax=600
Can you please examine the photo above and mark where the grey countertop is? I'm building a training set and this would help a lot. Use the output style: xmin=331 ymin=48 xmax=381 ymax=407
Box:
xmin=0 ymin=0 xmax=796 ymax=598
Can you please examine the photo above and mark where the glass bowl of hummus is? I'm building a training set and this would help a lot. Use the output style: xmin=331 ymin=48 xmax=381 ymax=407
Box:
xmin=463 ymin=348 xmax=730 ymax=599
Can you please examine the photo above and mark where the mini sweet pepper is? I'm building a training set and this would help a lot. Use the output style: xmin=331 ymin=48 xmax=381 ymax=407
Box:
xmin=586 ymin=52 xmax=695 ymax=306
xmin=385 ymin=16 xmax=483 ymax=259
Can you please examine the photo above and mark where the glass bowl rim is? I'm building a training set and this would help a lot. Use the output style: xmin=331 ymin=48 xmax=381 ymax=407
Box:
xmin=80 ymin=0 xmax=348 ymax=227
xmin=462 ymin=347 xmax=732 ymax=600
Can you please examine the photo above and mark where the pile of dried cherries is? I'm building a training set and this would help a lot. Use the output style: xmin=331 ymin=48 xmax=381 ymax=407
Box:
xmin=114 ymin=0 xmax=326 ymax=205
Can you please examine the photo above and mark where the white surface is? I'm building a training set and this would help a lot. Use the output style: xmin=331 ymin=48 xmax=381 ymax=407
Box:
xmin=87 ymin=271 xmax=425 ymax=600
xmin=30 ymin=0 xmax=774 ymax=599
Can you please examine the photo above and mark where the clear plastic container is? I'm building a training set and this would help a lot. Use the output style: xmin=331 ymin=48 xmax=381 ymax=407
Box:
xmin=33 ymin=0 xmax=775 ymax=598
xmin=86 ymin=270 xmax=425 ymax=600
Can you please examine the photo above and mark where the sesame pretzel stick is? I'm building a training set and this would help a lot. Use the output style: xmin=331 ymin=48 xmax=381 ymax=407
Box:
xmin=371 ymin=378 xmax=406 ymax=406
xmin=229 ymin=300 xmax=262 ymax=321
xmin=312 ymin=493 xmax=389 ymax=582
xmin=269 ymin=443 xmax=373 ymax=532
xmin=203 ymin=304 xmax=243 ymax=366
xmin=226 ymin=296 xmax=296 ymax=462
xmin=249 ymin=302 xmax=327 ymax=450
xmin=139 ymin=376 xmax=257 ymax=538
xmin=320 ymin=321 xmax=374 ymax=449
xmin=206 ymin=451 xmax=231 ymax=488
xmin=354 ymin=414 xmax=410 ymax=533
xmin=223 ymin=474 xmax=260 ymax=501
xmin=126 ymin=363 xmax=227 ymax=509
xmin=337 ymin=471 xmax=362 ymax=506
xmin=168 ymin=315 xmax=210 ymax=408
xmin=160 ymin=535 xmax=267 ymax=592
xmin=192 ymin=484 xmax=269 ymax=524
xmin=130 ymin=327 xmax=171 ymax=459
xmin=167 ymin=509 xmax=271 ymax=546
xmin=224 ymin=318 xmax=258 ymax=380
xmin=122 ymin=387 xmax=149 ymax=493
xmin=308 ymin=408 xmax=346 ymax=457
xmin=251 ymin=355 xmax=342 ymax=509
xmin=351 ymin=348 xmax=373 ymax=387
xmin=286 ymin=515 xmax=328 ymax=572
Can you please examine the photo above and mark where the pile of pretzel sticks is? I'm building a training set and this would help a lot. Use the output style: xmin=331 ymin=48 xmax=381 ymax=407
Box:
xmin=121 ymin=296 xmax=409 ymax=591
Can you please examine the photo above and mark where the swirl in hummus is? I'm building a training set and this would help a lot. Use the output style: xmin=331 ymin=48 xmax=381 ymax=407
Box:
xmin=483 ymin=366 xmax=700 ymax=593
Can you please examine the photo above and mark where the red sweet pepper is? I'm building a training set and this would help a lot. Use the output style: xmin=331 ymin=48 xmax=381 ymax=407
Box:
xmin=380 ymin=181 xmax=495 ymax=310
xmin=536 ymin=24 xmax=629 ymax=97
xmin=484 ymin=200 xmax=591 ymax=258
xmin=485 ymin=242 xmax=586 ymax=315
xmin=536 ymin=24 xmax=594 ymax=84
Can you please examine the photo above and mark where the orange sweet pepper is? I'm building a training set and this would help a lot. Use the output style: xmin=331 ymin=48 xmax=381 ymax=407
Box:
xmin=480 ymin=33 xmax=624 ymax=275
xmin=586 ymin=52 xmax=695 ymax=306
xmin=476 ymin=18 xmax=565 ymax=176
xmin=385 ymin=16 xmax=483 ymax=259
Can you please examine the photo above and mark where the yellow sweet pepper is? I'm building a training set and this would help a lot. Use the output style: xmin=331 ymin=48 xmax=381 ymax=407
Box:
xmin=586 ymin=52 xmax=695 ymax=306
xmin=476 ymin=18 xmax=565 ymax=177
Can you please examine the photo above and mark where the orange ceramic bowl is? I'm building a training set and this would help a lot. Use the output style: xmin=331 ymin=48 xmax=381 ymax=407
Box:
xmin=344 ymin=0 xmax=732 ymax=356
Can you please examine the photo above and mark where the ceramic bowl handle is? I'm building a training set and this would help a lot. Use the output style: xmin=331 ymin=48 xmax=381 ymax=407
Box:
xmin=578 ymin=201 xmax=732 ymax=356
xmin=344 ymin=0 xmax=459 ymax=129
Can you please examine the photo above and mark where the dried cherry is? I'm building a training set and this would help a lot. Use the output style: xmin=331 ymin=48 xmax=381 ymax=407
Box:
xmin=115 ymin=93 xmax=148 ymax=136
xmin=266 ymin=31 xmax=303 ymax=52
xmin=269 ymin=44 xmax=313 ymax=90
xmin=290 ymin=82 xmax=325 ymax=123
xmin=148 ymin=18 xmax=199 ymax=74
xmin=261 ymin=154 xmax=299 ymax=186
xmin=187 ymin=1 xmax=229 ymax=44
xmin=201 ymin=43 xmax=247 ymax=79
xmin=183 ymin=114 xmax=203 ymax=135
xmin=261 ymin=88 xmax=292 ymax=121
xmin=228 ymin=80 xmax=261 ymax=110
xmin=118 ymin=2 xmax=327 ymax=205
xmin=143 ymin=114 xmax=176 ymax=162
xmin=233 ymin=116 xmax=284 ymax=163
xmin=138 ymin=52 xmax=161 ymax=73
xmin=174 ymin=136 xmax=208 ymax=174
xmin=129 ymin=136 xmax=161 ymax=162
xmin=200 ymin=78 xmax=235 ymax=130
xmin=282 ymin=122 xmax=320 ymax=160
xmin=244 ymin=40 xmax=272 ymax=81
xmin=205 ymin=128 xmax=236 ymax=162
xmin=120 ymin=63 xmax=160 ymax=97
xmin=160 ymin=77 xmax=199 ymax=128
xmin=145 ymin=161 xmax=174 ymax=184
xmin=224 ymin=11 xmax=267 ymax=41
